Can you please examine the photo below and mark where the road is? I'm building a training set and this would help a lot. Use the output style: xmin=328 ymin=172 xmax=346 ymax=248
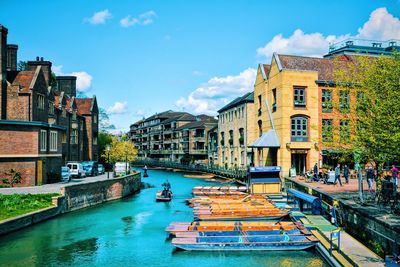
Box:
xmin=0 ymin=172 xmax=113 ymax=195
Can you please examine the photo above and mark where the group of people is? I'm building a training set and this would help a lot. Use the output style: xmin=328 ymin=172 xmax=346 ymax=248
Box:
xmin=306 ymin=163 xmax=399 ymax=193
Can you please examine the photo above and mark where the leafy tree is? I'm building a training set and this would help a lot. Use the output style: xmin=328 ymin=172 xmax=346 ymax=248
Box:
xmin=98 ymin=132 xmax=113 ymax=164
xmin=102 ymin=136 xmax=137 ymax=164
xmin=17 ymin=60 xmax=28 ymax=71
xmin=334 ymin=53 xmax=400 ymax=183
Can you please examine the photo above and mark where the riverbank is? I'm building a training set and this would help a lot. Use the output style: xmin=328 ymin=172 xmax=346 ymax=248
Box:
xmin=285 ymin=176 xmax=400 ymax=258
xmin=0 ymin=172 xmax=141 ymax=236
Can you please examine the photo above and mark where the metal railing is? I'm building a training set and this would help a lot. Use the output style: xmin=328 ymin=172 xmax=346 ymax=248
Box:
xmin=133 ymin=158 xmax=248 ymax=181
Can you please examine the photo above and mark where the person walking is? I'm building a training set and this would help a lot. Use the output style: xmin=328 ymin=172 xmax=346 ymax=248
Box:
xmin=343 ymin=164 xmax=350 ymax=184
xmin=366 ymin=166 xmax=375 ymax=193
xmin=313 ymin=163 xmax=319 ymax=182
xmin=391 ymin=165 xmax=399 ymax=193
xmin=334 ymin=164 xmax=343 ymax=187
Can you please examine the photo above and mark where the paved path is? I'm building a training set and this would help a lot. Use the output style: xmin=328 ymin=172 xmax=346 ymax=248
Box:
xmin=0 ymin=173 xmax=113 ymax=195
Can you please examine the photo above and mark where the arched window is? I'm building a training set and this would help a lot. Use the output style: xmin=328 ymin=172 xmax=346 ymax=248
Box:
xmin=258 ymin=120 xmax=262 ymax=137
xmin=291 ymin=116 xmax=308 ymax=142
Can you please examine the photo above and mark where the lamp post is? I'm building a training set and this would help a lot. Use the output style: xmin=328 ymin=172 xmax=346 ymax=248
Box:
xmin=107 ymin=144 xmax=110 ymax=179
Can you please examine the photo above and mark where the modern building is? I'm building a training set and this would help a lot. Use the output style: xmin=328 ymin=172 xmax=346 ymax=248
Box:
xmin=217 ymin=92 xmax=255 ymax=168
xmin=0 ymin=25 xmax=98 ymax=186
xmin=129 ymin=111 xmax=217 ymax=164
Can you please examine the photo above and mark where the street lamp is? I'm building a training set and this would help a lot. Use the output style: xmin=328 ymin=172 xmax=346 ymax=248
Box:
xmin=107 ymin=144 xmax=110 ymax=179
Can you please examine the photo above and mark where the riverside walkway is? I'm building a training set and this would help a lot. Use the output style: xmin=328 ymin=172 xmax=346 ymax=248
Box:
xmin=0 ymin=173 xmax=111 ymax=195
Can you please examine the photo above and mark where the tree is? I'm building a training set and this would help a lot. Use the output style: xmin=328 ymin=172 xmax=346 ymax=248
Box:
xmin=102 ymin=136 xmax=137 ymax=164
xmin=17 ymin=60 xmax=28 ymax=71
xmin=334 ymin=53 xmax=400 ymax=188
xmin=98 ymin=132 xmax=113 ymax=164
xmin=99 ymin=108 xmax=116 ymax=132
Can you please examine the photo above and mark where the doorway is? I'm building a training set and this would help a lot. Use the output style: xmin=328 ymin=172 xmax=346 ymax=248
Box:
xmin=291 ymin=152 xmax=307 ymax=175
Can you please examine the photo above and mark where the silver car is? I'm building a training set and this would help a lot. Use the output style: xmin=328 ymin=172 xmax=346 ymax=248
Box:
xmin=61 ymin=166 xmax=72 ymax=182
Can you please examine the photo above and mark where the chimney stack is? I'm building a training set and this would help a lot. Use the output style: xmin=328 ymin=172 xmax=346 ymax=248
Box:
xmin=27 ymin=57 xmax=52 ymax=84
xmin=6 ymin=44 xmax=18 ymax=71
xmin=0 ymin=25 xmax=8 ymax=120
xmin=56 ymin=76 xmax=77 ymax=97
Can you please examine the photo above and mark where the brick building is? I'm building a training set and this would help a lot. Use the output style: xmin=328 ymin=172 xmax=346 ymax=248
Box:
xmin=0 ymin=25 xmax=98 ymax=186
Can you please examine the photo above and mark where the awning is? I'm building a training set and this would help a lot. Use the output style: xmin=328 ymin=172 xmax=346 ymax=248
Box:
xmin=249 ymin=130 xmax=280 ymax=148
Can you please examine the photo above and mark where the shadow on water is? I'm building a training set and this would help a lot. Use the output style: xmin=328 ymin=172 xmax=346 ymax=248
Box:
xmin=141 ymin=182 xmax=155 ymax=189
xmin=122 ymin=216 xmax=133 ymax=235
xmin=56 ymin=237 xmax=98 ymax=264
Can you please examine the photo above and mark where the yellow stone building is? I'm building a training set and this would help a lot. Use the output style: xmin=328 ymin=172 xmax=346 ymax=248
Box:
xmin=217 ymin=92 xmax=255 ymax=168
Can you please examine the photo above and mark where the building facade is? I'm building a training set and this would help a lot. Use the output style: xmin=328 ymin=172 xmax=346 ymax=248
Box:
xmin=217 ymin=92 xmax=255 ymax=168
xmin=0 ymin=25 xmax=98 ymax=186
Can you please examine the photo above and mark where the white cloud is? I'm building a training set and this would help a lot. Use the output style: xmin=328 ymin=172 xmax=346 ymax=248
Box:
xmin=175 ymin=68 xmax=256 ymax=115
xmin=192 ymin=70 xmax=204 ymax=76
xmin=357 ymin=7 xmax=400 ymax=40
xmin=107 ymin=101 xmax=128 ymax=114
xmin=257 ymin=7 xmax=400 ymax=61
xmin=84 ymin=9 xmax=112 ymax=25
xmin=120 ymin=10 xmax=157 ymax=27
xmin=52 ymin=65 xmax=93 ymax=92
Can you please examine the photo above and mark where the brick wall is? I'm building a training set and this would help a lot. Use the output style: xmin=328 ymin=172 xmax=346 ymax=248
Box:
xmin=6 ymin=88 xmax=30 ymax=121
xmin=0 ymin=161 xmax=36 ymax=186
xmin=0 ymin=128 xmax=38 ymax=155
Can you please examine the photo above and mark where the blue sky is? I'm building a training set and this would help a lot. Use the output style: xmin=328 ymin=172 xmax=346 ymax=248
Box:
xmin=1 ymin=1 xmax=399 ymax=132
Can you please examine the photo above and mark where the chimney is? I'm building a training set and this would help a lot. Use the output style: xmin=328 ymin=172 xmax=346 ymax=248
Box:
xmin=56 ymin=76 xmax=77 ymax=97
xmin=0 ymin=25 xmax=8 ymax=120
xmin=27 ymin=57 xmax=52 ymax=84
xmin=6 ymin=44 xmax=18 ymax=71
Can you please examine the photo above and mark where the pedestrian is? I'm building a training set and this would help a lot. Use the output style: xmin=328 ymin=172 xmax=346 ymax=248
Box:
xmin=334 ymin=163 xmax=342 ymax=187
xmin=343 ymin=164 xmax=349 ymax=184
xmin=366 ymin=166 xmax=375 ymax=193
xmin=391 ymin=165 xmax=399 ymax=193
xmin=313 ymin=163 xmax=319 ymax=182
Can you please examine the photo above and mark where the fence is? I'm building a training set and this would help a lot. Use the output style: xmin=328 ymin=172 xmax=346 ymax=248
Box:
xmin=133 ymin=159 xmax=248 ymax=182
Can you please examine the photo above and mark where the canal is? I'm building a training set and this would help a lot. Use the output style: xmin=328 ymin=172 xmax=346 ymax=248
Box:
xmin=0 ymin=169 xmax=328 ymax=267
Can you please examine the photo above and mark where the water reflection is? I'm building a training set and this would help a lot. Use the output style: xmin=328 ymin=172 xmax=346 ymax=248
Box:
xmin=56 ymin=237 xmax=98 ymax=263
xmin=122 ymin=216 xmax=133 ymax=235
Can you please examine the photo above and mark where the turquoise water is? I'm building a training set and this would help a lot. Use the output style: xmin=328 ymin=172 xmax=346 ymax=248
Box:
xmin=0 ymin=169 xmax=327 ymax=267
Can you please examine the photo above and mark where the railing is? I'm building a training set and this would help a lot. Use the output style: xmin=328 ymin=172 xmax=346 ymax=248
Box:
xmin=133 ymin=158 xmax=248 ymax=181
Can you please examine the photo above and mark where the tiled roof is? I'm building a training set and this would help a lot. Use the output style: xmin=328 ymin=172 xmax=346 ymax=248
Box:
xmin=162 ymin=112 xmax=196 ymax=124
xmin=11 ymin=71 xmax=35 ymax=93
xmin=175 ymin=119 xmax=217 ymax=130
xmin=277 ymin=54 xmax=352 ymax=81
xmin=217 ymin=92 xmax=254 ymax=113
xmin=75 ymin=98 xmax=93 ymax=115
xmin=262 ymin=64 xmax=271 ymax=77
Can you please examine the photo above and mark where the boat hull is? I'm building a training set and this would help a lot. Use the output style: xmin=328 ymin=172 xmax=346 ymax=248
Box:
xmin=173 ymin=242 xmax=316 ymax=251
xmin=194 ymin=215 xmax=287 ymax=221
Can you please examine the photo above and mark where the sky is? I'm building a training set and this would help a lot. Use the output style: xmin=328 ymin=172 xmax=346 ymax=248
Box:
xmin=1 ymin=1 xmax=400 ymax=133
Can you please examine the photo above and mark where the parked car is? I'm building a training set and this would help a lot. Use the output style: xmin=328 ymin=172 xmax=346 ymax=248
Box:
xmin=114 ymin=162 xmax=130 ymax=177
xmin=82 ymin=161 xmax=99 ymax=176
xmin=61 ymin=166 xmax=72 ymax=182
xmin=66 ymin=162 xmax=86 ymax=178
xmin=98 ymin=164 xmax=105 ymax=175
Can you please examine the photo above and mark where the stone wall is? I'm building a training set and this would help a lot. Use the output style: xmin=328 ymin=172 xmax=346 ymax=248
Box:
xmin=60 ymin=172 xmax=141 ymax=212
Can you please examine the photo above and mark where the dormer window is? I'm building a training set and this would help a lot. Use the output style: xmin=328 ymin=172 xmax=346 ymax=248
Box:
xmin=294 ymin=87 xmax=306 ymax=107
xmin=38 ymin=94 xmax=45 ymax=109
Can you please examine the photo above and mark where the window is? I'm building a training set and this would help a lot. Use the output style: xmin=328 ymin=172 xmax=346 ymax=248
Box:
xmin=339 ymin=91 xmax=350 ymax=113
xmin=93 ymin=136 xmax=98 ymax=145
xmin=340 ymin=120 xmax=350 ymax=143
xmin=291 ymin=116 xmax=308 ymax=141
xmin=72 ymin=110 xmax=77 ymax=121
xmin=240 ymin=151 xmax=245 ymax=165
xmin=239 ymin=128 xmax=244 ymax=146
xmin=294 ymin=87 xmax=306 ymax=107
xmin=38 ymin=94 xmax=45 ymax=110
xmin=322 ymin=90 xmax=332 ymax=112
xmin=48 ymin=101 xmax=54 ymax=115
xmin=40 ymin=130 xmax=47 ymax=151
xmin=322 ymin=119 xmax=333 ymax=142
xmin=93 ymin=115 xmax=97 ymax=124
xmin=258 ymin=95 xmax=262 ymax=116
xmin=220 ymin=132 xmax=225 ymax=146
xmin=222 ymin=151 xmax=225 ymax=163
xmin=258 ymin=120 xmax=262 ymax=137
xmin=229 ymin=130 xmax=234 ymax=146
xmin=49 ymin=131 xmax=58 ymax=151
xmin=231 ymin=151 xmax=234 ymax=165
xmin=70 ymin=129 xmax=78 ymax=144
xmin=272 ymin=88 xmax=277 ymax=112
xmin=62 ymin=108 xmax=67 ymax=118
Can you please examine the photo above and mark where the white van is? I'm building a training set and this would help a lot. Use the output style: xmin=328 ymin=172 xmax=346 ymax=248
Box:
xmin=67 ymin=162 xmax=86 ymax=178
xmin=114 ymin=162 xmax=130 ymax=177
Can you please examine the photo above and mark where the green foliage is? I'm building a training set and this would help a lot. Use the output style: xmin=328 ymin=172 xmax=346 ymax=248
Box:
xmin=2 ymin=169 xmax=22 ymax=187
xmin=334 ymin=53 xmax=400 ymax=166
xmin=98 ymin=132 xmax=113 ymax=164
xmin=101 ymin=136 xmax=137 ymax=163
xmin=0 ymin=193 xmax=59 ymax=220
xmin=17 ymin=60 xmax=28 ymax=71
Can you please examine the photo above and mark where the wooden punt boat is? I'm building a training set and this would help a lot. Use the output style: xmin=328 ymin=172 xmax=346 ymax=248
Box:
xmin=156 ymin=190 xmax=173 ymax=202
xmin=175 ymin=229 xmax=302 ymax=238
xmin=172 ymin=234 xmax=319 ymax=251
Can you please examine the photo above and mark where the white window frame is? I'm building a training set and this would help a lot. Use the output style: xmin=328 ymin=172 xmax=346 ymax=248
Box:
xmin=49 ymin=131 xmax=58 ymax=151
xmin=93 ymin=136 xmax=98 ymax=145
xmin=40 ymin=130 xmax=47 ymax=151
xmin=38 ymin=94 xmax=45 ymax=110
xmin=70 ymin=129 xmax=78 ymax=145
